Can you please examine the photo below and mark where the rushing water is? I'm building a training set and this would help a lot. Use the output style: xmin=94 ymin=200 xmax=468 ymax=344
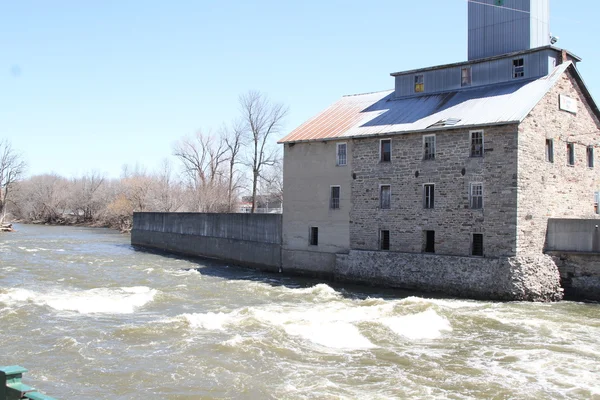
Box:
xmin=1 ymin=225 xmax=599 ymax=399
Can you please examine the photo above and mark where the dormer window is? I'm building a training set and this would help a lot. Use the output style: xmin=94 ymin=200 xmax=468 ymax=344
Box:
xmin=414 ymin=75 xmax=424 ymax=93
xmin=461 ymin=67 xmax=472 ymax=87
xmin=513 ymin=58 xmax=525 ymax=78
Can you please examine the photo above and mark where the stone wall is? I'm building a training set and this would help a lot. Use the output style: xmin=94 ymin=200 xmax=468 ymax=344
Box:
xmin=132 ymin=213 xmax=282 ymax=271
xmin=336 ymin=250 xmax=563 ymax=301
xmin=517 ymin=69 xmax=600 ymax=254
xmin=550 ymin=252 xmax=600 ymax=301
xmin=350 ymin=125 xmax=519 ymax=257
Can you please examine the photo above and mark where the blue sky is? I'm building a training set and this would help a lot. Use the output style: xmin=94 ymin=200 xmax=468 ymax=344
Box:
xmin=1 ymin=0 xmax=598 ymax=178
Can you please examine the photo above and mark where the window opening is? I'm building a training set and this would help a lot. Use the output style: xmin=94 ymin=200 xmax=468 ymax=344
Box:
xmin=415 ymin=74 xmax=424 ymax=93
xmin=471 ymin=131 xmax=484 ymax=157
xmin=380 ymin=230 xmax=390 ymax=251
xmin=513 ymin=58 xmax=525 ymax=78
xmin=380 ymin=185 xmax=391 ymax=209
xmin=461 ymin=67 xmax=472 ymax=87
xmin=380 ymin=139 xmax=391 ymax=162
xmin=546 ymin=139 xmax=554 ymax=163
xmin=424 ymin=184 xmax=435 ymax=209
xmin=567 ymin=142 xmax=575 ymax=166
xmin=424 ymin=230 xmax=435 ymax=253
xmin=309 ymin=227 xmax=319 ymax=246
xmin=587 ymin=146 xmax=594 ymax=168
xmin=330 ymin=186 xmax=340 ymax=209
xmin=472 ymin=234 xmax=484 ymax=256
xmin=336 ymin=143 xmax=347 ymax=166
xmin=470 ymin=183 xmax=483 ymax=209
xmin=423 ymin=135 xmax=436 ymax=160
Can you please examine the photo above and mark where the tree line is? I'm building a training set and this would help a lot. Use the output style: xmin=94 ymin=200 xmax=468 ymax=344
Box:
xmin=0 ymin=91 xmax=286 ymax=231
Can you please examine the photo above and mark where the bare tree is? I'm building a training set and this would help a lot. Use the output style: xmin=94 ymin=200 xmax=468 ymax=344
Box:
xmin=173 ymin=131 xmax=229 ymax=212
xmin=0 ymin=139 xmax=26 ymax=222
xmin=152 ymin=159 xmax=184 ymax=212
xmin=70 ymin=171 xmax=105 ymax=222
xmin=223 ymin=121 xmax=246 ymax=212
xmin=239 ymin=91 xmax=288 ymax=213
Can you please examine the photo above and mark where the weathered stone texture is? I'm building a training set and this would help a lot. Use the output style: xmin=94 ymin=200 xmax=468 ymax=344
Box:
xmin=350 ymin=125 xmax=519 ymax=257
xmin=336 ymin=250 xmax=562 ymax=301
xmin=550 ymin=252 xmax=600 ymax=301
xmin=517 ymin=70 xmax=600 ymax=254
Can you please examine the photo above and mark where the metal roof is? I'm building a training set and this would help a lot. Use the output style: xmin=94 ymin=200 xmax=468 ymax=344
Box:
xmin=279 ymin=62 xmax=578 ymax=144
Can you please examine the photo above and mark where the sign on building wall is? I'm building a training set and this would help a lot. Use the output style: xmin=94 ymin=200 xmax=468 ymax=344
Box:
xmin=559 ymin=94 xmax=578 ymax=114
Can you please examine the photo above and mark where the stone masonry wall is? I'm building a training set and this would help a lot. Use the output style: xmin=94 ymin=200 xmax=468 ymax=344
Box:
xmin=336 ymin=250 xmax=562 ymax=301
xmin=517 ymin=69 xmax=600 ymax=254
xmin=350 ymin=125 xmax=519 ymax=257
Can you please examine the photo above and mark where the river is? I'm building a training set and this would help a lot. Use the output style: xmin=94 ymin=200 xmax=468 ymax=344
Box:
xmin=0 ymin=224 xmax=599 ymax=399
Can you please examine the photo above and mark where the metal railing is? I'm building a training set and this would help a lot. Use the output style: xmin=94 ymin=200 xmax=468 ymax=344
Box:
xmin=1 ymin=366 xmax=57 ymax=400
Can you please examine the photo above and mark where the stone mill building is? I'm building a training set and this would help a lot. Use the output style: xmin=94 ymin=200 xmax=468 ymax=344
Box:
xmin=278 ymin=0 xmax=600 ymax=301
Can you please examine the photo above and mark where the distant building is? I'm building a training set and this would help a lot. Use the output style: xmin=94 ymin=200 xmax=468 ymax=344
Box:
xmin=278 ymin=0 xmax=600 ymax=300
xmin=237 ymin=195 xmax=282 ymax=214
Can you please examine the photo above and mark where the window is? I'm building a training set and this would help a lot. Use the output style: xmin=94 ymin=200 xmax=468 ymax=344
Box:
xmin=336 ymin=143 xmax=347 ymax=166
xmin=380 ymin=230 xmax=390 ymax=251
xmin=423 ymin=135 xmax=436 ymax=160
xmin=424 ymin=184 xmax=435 ymax=209
xmin=513 ymin=58 xmax=524 ymax=78
xmin=309 ymin=227 xmax=319 ymax=246
xmin=567 ymin=142 xmax=575 ymax=166
xmin=472 ymin=234 xmax=484 ymax=256
xmin=414 ymin=74 xmax=424 ymax=93
xmin=587 ymin=146 xmax=594 ymax=168
xmin=470 ymin=183 xmax=483 ymax=209
xmin=546 ymin=139 xmax=554 ymax=163
xmin=380 ymin=139 xmax=391 ymax=162
xmin=380 ymin=185 xmax=391 ymax=209
xmin=424 ymin=230 xmax=435 ymax=253
xmin=330 ymin=186 xmax=340 ymax=209
xmin=470 ymin=130 xmax=484 ymax=157
xmin=461 ymin=67 xmax=472 ymax=87
xmin=595 ymin=192 xmax=599 ymax=214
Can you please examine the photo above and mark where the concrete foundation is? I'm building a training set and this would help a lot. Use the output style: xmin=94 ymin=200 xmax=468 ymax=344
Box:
xmin=550 ymin=252 xmax=600 ymax=301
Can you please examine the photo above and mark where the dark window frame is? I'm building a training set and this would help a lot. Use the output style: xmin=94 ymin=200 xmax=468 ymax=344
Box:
xmin=472 ymin=233 xmax=484 ymax=256
xmin=470 ymin=130 xmax=484 ymax=157
xmin=470 ymin=182 xmax=483 ymax=209
xmin=424 ymin=230 xmax=435 ymax=253
xmin=336 ymin=142 xmax=347 ymax=166
xmin=380 ymin=230 xmax=390 ymax=251
xmin=567 ymin=142 xmax=575 ymax=166
xmin=423 ymin=134 xmax=436 ymax=160
xmin=380 ymin=185 xmax=391 ymax=210
xmin=330 ymin=186 xmax=340 ymax=209
xmin=424 ymin=184 xmax=435 ymax=209
xmin=380 ymin=139 xmax=391 ymax=162
xmin=513 ymin=58 xmax=525 ymax=78
xmin=309 ymin=227 xmax=319 ymax=246
xmin=587 ymin=146 xmax=594 ymax=168
xmin=546 ymin=139 xmax=554 ymax=163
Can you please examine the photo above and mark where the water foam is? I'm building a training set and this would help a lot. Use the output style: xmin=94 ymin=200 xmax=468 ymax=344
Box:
xmin=0 ymin=286 xmax=157 ymax=314
xmin=382 ymin=309 xmax=453 ymax=339
xmin=180 ymin=312 xmax=235 ymax=330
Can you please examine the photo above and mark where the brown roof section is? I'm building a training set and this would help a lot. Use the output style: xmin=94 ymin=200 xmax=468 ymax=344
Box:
xmin=278 ymin=90 xmax=393 ymax=144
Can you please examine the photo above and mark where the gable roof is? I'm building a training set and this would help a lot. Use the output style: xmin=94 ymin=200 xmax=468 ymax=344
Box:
xmin=279 ymin=61 xmax=598 ymax=144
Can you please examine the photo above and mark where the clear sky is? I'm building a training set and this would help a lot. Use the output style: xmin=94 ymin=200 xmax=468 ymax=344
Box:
xmin=1 ymin=0 xmax=598 ymax=178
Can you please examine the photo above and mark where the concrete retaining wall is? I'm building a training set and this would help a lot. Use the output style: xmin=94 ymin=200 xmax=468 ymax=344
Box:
xmin=546 ymin=219 xmax=600 ymax=252
xmin=549 ymin=252 xmax=600 ymax=301
xmin=131 ymin=213 xmax=282 ymax=271
xmin=335 ymin=250 xmax=563 ymax=301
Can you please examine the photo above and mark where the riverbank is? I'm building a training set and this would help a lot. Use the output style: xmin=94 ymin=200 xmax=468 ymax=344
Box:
xmin=3 ymin=216 xmax=131 ymax=233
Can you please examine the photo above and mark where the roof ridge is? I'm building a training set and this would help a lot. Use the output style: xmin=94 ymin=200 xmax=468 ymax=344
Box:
xmin=342 ymin=89 xmax=393 ymax=98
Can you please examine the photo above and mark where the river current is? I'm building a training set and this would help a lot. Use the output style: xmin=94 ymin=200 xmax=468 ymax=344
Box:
xmin=0 ymin=225 xmax=599 ymax=399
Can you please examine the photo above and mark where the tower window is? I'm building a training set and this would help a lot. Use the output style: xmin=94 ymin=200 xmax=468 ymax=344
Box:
xmin=423 ymin=135 xmax=436 ymax=160
xmin=380 ymin=185 xmax=391 ymax=209
xmin=470 ymin=183 xmax=483 ymax=209
xmin=415 ymin=74 xmax=424 ymax=93
xmin=513 ymin=58 xmax=525 ymax=78
xmin=470 ymin=130 xmax=484 ymax=157
xmin=461 ymin=67 xmax=472 ymax=87
xmin=330 ymin=186 xmax=340 ymax=209
xmin=380 ymin=230 xmax=390 ymax=251
xmin=336 ymin=143 xmax=347 ymax=166
xmin=424 ymin=184 xmax=435 ymax=209
xmin=309 ymin=227 xmax=319 ymax=246
xmin=587 ymin=146 xmax=594 ymax=168
xmin=546 ymin=139 xmax=554 ymax=163
xmin=472 ymin=234 xmax=484 ymax=256
xmin=424 ymin=230 xmax=435 ymax=253
xmin=380 ymin=139 xmax=391 ymax=162
xmin=567 ymin=143 xmax=575 ymax=166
